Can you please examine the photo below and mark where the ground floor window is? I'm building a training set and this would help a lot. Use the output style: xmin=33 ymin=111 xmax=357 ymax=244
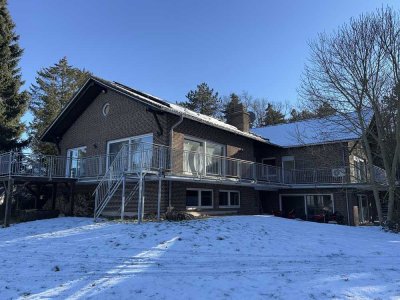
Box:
xmin=186 ymin=189 xmax=213 ymax=208
xmin=219 ymin=190 xmax=240 ymax=208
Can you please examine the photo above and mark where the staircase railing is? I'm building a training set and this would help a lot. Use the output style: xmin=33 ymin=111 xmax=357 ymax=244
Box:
xmin=93 ymin=144 xmax=128 ymax=220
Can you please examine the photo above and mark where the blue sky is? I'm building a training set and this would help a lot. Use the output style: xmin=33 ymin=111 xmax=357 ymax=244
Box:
xmin=8 ymin=0 xmax=400 ymax=123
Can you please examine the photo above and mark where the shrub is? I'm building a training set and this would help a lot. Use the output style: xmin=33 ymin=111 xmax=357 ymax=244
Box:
xmin=165 ymin=210 xmax=195 ymax=221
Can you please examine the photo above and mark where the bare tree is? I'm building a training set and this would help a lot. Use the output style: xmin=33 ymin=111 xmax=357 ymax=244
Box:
xmin=300 ymin=10 xmax=396 ymax=222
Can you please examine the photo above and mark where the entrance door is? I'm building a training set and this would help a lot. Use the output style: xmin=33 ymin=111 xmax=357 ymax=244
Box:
xmin=282 ymin=156 xmax=295 ymax=183
xmin=183 ymin=139 xmax=204 ymax=175
xmin=280 ymin=195 xmax=305 ymax=219
xmin=66 ymin=147 xmax=87 ymax=177
xmin=358 ymin=195 xmax=370 ymax=223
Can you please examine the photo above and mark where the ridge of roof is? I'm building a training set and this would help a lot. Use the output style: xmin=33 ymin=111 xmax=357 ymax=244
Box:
xmin=251 ymin=110 xmax=373 ymax=147
xmin=43 ymin=76 xmax=270 ymax=144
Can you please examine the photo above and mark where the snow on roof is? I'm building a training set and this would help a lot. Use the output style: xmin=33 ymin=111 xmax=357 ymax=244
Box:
xmin=251 ymin=110 xmax=373 ymax=147
xmin=94 ymin=77 xmax=269 ymax=143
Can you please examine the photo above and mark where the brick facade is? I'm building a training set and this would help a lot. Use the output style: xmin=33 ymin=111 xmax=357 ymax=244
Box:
xmin=59 ymin=89 xmax=170 ymax=156
xmin=49 ymin=82 xmax=378 ymax=224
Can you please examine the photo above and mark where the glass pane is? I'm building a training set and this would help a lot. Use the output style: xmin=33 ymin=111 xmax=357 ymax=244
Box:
xmin=109 ymin=140 xmax=129 ymax=166
xmin=219 ymin=192 xmax=229 ymax=206
xmin=306 ymin=195 xmax=332 ymax=216
xmin=230 ymin=192 xmax=240 ymax=206
xmin=186 ymin=190 xmax=199 ymax=207
xmin=283 ymin=159 xmax=295 ymax=183
xmin=184 ymin=139 xmax=203 ymax=174
xmin=206 ymin=143 xmax=224 ymax=175
xmin=130 ymin=135 xmax=153 ymax=169
xmin=201 ymin=190 xmax=213 ymax=207
xmin=67 ymin=147 xmax=86 ymax=177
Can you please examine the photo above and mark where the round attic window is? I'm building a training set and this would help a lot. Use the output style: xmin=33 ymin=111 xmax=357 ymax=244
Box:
xmin=102 ymin=103 xmax=110 ymax=116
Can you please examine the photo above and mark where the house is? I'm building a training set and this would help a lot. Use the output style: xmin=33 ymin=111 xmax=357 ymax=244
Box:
xmin=0 ymin=76 xmax=388 ymax=226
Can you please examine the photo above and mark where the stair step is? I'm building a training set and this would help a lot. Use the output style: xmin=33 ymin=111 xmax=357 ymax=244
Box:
xmin=101 ymin=211 xmax=137 ymax=217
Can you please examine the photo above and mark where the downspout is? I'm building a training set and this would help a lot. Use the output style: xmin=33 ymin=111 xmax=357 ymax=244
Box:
xmin=168 ymin=114 xmax=184 ymax=208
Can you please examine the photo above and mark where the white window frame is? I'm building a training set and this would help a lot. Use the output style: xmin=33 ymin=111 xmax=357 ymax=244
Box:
xmin=106 ymin=133 xmax=153 ymax=167
xmin=282 ymin=156 xmax=295 ymax=181
xmin=353 ymin=156 xmax=367 ymax=182
xmin=183 ymin=135 xmax=226 ymax=176
xmin=261 ymin=157 xmax=277 ymax=178
xmin=218 ymin=190 xmax=240 ymax=208
xmin=66 ymin=146 xmax=87 ymax=177
xmin=279 ymin=193 xmax=334 ymax=218
xmin=186 ymin=188 xmax=214 ymax=209
xmin=357 ymin=194 xmax=369 ymax=223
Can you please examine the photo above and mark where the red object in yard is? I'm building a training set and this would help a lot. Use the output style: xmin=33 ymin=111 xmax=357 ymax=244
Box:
xmin=272 ymin=210 xmax=296 ymax=219
xmin=287 ymin=209 xmax=296 ymax=219
xmin=311 ymin=214 xmax=326 ymax=223
xmin=272 ymin=210 xmax=282 ymax=217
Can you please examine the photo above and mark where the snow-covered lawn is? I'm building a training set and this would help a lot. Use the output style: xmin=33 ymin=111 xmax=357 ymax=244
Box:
xmin=1 ymin=216 xmax=400 ymax=300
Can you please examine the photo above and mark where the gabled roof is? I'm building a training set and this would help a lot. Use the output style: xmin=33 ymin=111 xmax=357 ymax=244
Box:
xmin=41 ymin=76 xmax=269 ymax=144
xmin=251 ymin=110 xmax=373 ymax=148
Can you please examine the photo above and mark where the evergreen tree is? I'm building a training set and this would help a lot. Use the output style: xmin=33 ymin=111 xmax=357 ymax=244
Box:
xmin=224 ymin=93 xmax=241 ymax=115
xmin=314 ymin=102 xmax=335 ymax=118
xmin=29 ymin=57 xmax=90 ymax=154
xmin=0 ymin=0 xmax=29 ymax=151
xmin=180 ymin=83 xmax=221 ymax=117
xmin=289 ymin=108 xmax=315 ymax=122
xmin=263 ymin=103 xmax=286 ymax=126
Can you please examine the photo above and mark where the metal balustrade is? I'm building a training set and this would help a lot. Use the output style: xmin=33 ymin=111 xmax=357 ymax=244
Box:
xmin=0 ymin=143 xmax=389 ymax=186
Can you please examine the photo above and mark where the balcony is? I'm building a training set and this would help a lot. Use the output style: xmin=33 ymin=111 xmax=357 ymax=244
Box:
xmin=0 ymin=143 xmax=388 ymax=186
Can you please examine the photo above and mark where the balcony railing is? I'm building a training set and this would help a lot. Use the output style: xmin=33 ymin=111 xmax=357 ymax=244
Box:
xmin=0 ymin=143 xmax=388 ymax=186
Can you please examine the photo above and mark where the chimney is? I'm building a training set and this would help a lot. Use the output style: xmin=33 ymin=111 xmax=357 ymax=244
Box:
xmin=226 ymin=101 xmax=250 ymax=132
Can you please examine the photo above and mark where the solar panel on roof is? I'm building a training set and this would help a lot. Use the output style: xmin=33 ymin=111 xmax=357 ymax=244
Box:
xmin=113 ymin=81 xmax=171 ymax=108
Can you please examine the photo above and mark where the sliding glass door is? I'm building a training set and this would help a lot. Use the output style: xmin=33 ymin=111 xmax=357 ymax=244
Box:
xmin=66 ymin=147 xmax=87 ymax=177
xmin=206 ymin=142 xmax=224 ymax=175
xmin=107 ymin=134 xmax=153 ymax=171
xmin=183 ymin=139 xmax=203 ymax=175
xmin=183 ymin=138 xmax=225 ymax=176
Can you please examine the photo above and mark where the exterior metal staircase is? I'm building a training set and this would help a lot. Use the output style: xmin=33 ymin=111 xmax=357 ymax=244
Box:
xmin=101 ymin=180 xmax=140 ymax=217
xmin=93 ymin=145 xmax=130 ymax=220
xmin=93 ymin=144 xmax=150 ymax=222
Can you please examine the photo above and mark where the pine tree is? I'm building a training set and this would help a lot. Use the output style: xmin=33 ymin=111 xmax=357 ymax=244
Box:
xmin=0 ymin=0 xmax=29 ymax=151
xmin=224 ymin=93 xmax=241 ymax=115
xmin=263 ymin=103 xmax=286 ymax=126
xmin=180 ymin=83 xmax=221 ymax=117
xmin=289 ymin=108 xmax=314 ymax=122
xmin=29 ymin=57 xmax=91 ymax=154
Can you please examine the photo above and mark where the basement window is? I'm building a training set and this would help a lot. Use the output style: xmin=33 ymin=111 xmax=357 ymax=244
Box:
xmin=186 ymin=189 xmax=213 ymax=209
xmin=219 ymin=190 xmax=240 ymax=208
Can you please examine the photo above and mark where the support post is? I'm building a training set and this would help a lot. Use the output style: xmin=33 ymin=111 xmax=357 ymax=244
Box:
xmin=69 ymin=182 xmax=75 ymax=216
xmin=157 ymin=176 xmax=162 ymax=222
xmin=137 ymin=173 xmax=143 ymax=224
xmin=141 ymin=178 xmax=145 ymax=221
xmin=4 ymin=179 xmax=14 ymax=227
xmin=94 ymin=189 xmax=98 ymax=222
xmin=121 ymin=176 xmax=126 ymax=221
xmin=51 ymin=183 xmax=58 ymax=210
xmin=353 ymin=206 xmax=359 ymax=226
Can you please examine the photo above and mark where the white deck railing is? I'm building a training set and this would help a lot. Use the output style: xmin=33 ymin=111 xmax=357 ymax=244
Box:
xmin=0 ymin=143 xmax=389 ymax=186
